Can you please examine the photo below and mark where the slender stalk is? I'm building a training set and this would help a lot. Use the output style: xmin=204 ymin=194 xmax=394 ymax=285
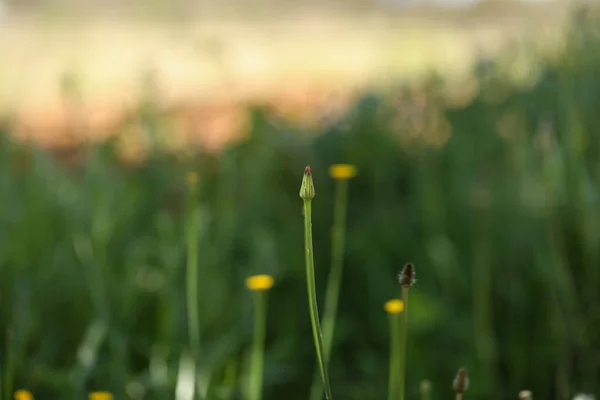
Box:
xmin=456 ymin=394 xmax=463 ymax=400
xmin=472 ymin=209 xmax=496 ymax=394
xmin=303 ymin=199 xmax=333 ymax=400
xmin=248 ymin=291 xmax=268 ymax=400
xmin=387 ymin=313 xmax=401 ymax=400
xmin=186 ymin=173 xmax=201 ymax=399
xmin=4 ymin=331 xmax=13 ymax=400
xmin=309 ymin=178 xmax=349 ymax=400
xmin=398 ymin=287 xmax=409 ymax=400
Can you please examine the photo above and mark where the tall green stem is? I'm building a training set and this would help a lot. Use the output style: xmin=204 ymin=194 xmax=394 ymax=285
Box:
xmin=303 ymin=199 xmax=333 ymax=400
xmin=248 ymin=291 xmax=268 ymax=400
xmin=186 ymin=175 xmax=201 ymax=399
xmin=4 ymin=331 xmax=13 ymax=400
xmin=309 ymin=179 xmax=348 ymax=400
xmin=399 ymin=287 xmax=409 ymax=400
xmin=388 ymin=313 xmax=401 ymax=400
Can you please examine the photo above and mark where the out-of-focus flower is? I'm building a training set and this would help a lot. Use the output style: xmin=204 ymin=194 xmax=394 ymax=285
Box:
xmin=384 ymin=299 xmax=404 ymax=314
xmin=452 ymin=368 xmax=469 ymax=395
xmin=573 ymin=394 xmax=595 ymax=400
xmin=186 ymin=172 xmax=198 ymax=186
xmin=89 ymin=392 xmax=114 ymax=400
xmin=329 ymin=164 xmax=357 ymax=180
xmin=246 ymin=275 xmax=274 ymax=291
xmin=14 ymin=389 xmax=34 ymax=400
xmin=519 ymin=390 xmax=532 ymax=400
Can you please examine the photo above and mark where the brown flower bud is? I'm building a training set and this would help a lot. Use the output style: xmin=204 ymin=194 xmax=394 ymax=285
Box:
xmin=397 ymin=263 xmax=416 ymax=288
xmin=452 ymin=368 xmax=469 ymax=394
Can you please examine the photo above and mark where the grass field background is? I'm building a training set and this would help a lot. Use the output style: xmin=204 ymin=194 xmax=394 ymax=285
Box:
xmin=0 ymin=0 xmax=571 ymax=150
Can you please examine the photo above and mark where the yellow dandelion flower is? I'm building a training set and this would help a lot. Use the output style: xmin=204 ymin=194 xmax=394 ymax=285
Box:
xmin=246 ymin=274 xmax=275 ymax=291
xmin=89 ymin=392 xmax=114 ymax=400
xmin=384 ymin=299 xmax=404 ymax=314
xmin=329 ymin=164 xmax=357 ymax=180
xmin=186 ymin=171 xmax=198 ymax=186
xmin=14 ymin=390 xmax=34 ymax=400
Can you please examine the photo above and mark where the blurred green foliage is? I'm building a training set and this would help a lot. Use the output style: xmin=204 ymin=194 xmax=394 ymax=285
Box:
xmin=2 ymin=6 xmax=600 ymax=400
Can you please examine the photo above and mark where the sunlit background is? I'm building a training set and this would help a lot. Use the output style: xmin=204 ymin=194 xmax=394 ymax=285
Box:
xmin=1 ymin=0 xmax=599 ymax=399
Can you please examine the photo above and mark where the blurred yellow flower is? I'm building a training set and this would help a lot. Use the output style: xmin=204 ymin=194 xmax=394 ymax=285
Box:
xmin=384 ymin=299 xmax=404 ymax=314
xmin=329 ymin=164 xmax=357 ymax=180
xmin=89 ymin=392 xmax=114 ymax=400
xmin=187 ymin=171 xmax=198 ymax=186
xmin=246 ymin=274 xmax=275 ymax=291
xmin=14 ymin=390 xmax=34 ymax=400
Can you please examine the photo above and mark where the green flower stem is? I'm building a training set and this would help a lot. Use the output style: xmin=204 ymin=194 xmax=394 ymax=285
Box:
xmin=399 ymin=287 xmax=409 ymax=400
xmin=303 ymin=199 xmax=333 ymax=400
xmin=309 ymin=178 xmax=349 ymax=400
xmin=4 ymin=331 xmax=13 ymax=400
xmin=186 ymin=176 xmax=202 ymax=399
xmin=388 ymin=313 xmax=401 ymax=400
xmin=249 ymin=291 xmax=268 ymax=400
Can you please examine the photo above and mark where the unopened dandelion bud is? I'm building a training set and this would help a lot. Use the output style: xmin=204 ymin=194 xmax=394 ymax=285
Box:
xmin=572 ymin=394 xmax=596 ymax=400
xmin=299 ymin=166 xmax=316 ymax=200
xmin=519 ymin=390 xmax=532 ymax=400
xmin=452 ymin=368 xmax=469 ymax=395
xmin=398 ymin=263 xmax=416 ymax=288
xmin=420 ymin=380 xmax=432 ymax=400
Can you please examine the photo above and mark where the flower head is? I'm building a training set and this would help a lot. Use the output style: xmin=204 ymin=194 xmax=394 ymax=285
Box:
xmin=329 ymin=164 xmax=357 ymax=180
xmin=397 ymin=263 xmax=416 ymax=288
xmin=384 ymin=299 xmax=404 ymax=314
xmin=246 ymin=274 xmax=275 ymax=291
xmin=420 ymin=380 xmax=432 ymax=395
xmin=299 ymin=166 xmax=315 ymax=200
xmin=452 ymin=368 xmax=469 ymax=395
xmin=519 ymin=390 xmax=532 ymax=400
xmin=187 ymin=171 xmax=198 ymax=186
xmin=89 ymin=392 xmax=114 ymax=400
xmin=14 ymin=390 xmax=34 ymax=400
xmin=573 ymin=394 xmax=596 ymax=400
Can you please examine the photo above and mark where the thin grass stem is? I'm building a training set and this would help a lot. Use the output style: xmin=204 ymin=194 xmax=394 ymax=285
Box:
xmin=4 ymin=331 xmax=13 ymax=400
xmin=309 ymin=178 xmax=349 ymax=400
xmin=186 ymin=173 xmax=202 ymax=399
xmin=303 ymin=198 xmax=333 ymax=400
xmin=398 ymin=287 xmax=409 ymax=400
xmin=248 ymin=291 xmax=268 ymax=400
xmin=388 ymin=313 xmax=401 ymax=400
